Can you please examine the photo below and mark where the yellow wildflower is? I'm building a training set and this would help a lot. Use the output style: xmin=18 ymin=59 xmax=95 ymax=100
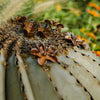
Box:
xmin=70 ymin=8 xmax=81 ymax=16
xmin=38 ymin=1 xmax=42 ymax=3
xmin=80 ymin=28 xmax=85 ymax=33
xmin=92 ymin=43 xmax=96 ymax=48
xmin=34 ymin=0 xmax=42 ymax=3
xmin=56 ymin=3 xmax=61 ymax=11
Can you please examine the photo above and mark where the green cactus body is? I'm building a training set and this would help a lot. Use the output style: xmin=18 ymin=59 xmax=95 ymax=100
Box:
xmin=0 ymin=16 xmax=100 ymax=100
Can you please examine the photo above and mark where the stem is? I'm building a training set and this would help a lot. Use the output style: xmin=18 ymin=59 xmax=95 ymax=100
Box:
xmin=86 ymin=16 xmax=92 ymax=30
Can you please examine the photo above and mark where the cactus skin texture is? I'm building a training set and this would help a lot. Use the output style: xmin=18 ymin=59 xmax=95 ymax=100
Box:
xmin=0 ymin=16 xmax=100 ymax=100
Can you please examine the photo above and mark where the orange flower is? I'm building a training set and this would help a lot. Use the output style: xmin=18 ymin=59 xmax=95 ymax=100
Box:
xmin=88 ymin=2 xmax=100 ymax=11
xmin=95 ymin=6 xmax=100 ymax=11
xmin=86 ymin=9 xmax=99 ymax=17
xmin=91 ymin=10 xmax=99 ymax=17
xmin=80 ymin=28 xmax=85 ymax=33
xmin=85 ymin=40 xmax=89 ymax=43
xmin=77 ymin=35 xmax=88 ymax=43
xmin=88 ymin=2 xmax=97 ymax=8
xmin=86 ymin=9 xmax=91 ymax=13
xmin=93 ymin=51 xmax=100 ymax=56
xmin=86 ymin=32 xmax=96 ymax=39
xmin=77 ymin=35 xmax=81 ymax=39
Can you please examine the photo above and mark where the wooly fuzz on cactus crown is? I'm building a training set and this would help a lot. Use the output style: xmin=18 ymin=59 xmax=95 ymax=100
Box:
xmin=0 ymin=16 xmax=100 ymax=100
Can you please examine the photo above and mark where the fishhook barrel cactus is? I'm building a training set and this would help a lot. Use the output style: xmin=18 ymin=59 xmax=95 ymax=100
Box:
xmin=0 ymin=16 xmax=100 ymax=100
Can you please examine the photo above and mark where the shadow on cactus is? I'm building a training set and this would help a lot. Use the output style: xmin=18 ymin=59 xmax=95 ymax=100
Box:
xmin=0 ymin=16 xmax=100 ymax=100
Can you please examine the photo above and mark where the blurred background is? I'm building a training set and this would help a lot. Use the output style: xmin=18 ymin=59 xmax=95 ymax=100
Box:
xmin=0 ymin=0 xmax=100 ymax=56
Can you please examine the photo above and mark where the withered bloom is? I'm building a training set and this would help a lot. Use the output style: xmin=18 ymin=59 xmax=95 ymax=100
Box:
xmin=15 ymin=16 xmax=27 ymax=22
xmin=37 ymin=23 xmax=52 ymax=38
xmin=31 ymin=43 xmax=58 ymax=65
xmin=65 ymin=33 xmax=86 ymax=49
xmin=23 ymin=21 xmax=38 ymax=37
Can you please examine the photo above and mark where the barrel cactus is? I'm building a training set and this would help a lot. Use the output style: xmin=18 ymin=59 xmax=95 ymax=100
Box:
xmin=0 ymin=16 xmax=100 ymax=100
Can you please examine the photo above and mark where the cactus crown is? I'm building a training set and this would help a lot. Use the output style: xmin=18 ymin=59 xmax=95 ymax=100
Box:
xmin=0 ymin=16 xmax=88 ymax=65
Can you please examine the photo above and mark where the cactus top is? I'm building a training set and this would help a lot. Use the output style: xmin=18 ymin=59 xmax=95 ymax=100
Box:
xmin=0 ymin=16 xmax=89 ymax=65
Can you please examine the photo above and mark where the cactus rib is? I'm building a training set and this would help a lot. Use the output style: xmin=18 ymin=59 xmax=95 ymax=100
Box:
xmin=58 ymin=54 xmax=100 ymax=100
xmin=16 ymin=53 xmax=35 ymax=100
xmin=67 ymin=48 xmax=100 ymax=81
xmin=74 ymin=47 xmax=100 ymax=64
xmin=44 ymin=62 xmax=90 ymax=100
xmin=25 ymin=56 xmax=62 ymax=100
xmin=6 ymin=54 xmax=24 ymax=100
xmin=0 ymin=49 xmax=5 ymax=100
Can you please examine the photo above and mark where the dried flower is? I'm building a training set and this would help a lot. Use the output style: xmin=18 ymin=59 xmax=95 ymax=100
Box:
xmin=65 ymin=34 xmax=86 ymax=49
xmin=23 ymin=22 xmax=36 ymax=37
xmin=23 ymin=21 xmax=39 ymax=37
xmin=15 ymin=16 xmax=27 ymax=22
xmin=51 ymin=20 xmax=64 ymax=32
xmin=37 ymin=24 xmax=51 ymax=38
xmin=31 ymin=43 xmax=58 ymax=65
